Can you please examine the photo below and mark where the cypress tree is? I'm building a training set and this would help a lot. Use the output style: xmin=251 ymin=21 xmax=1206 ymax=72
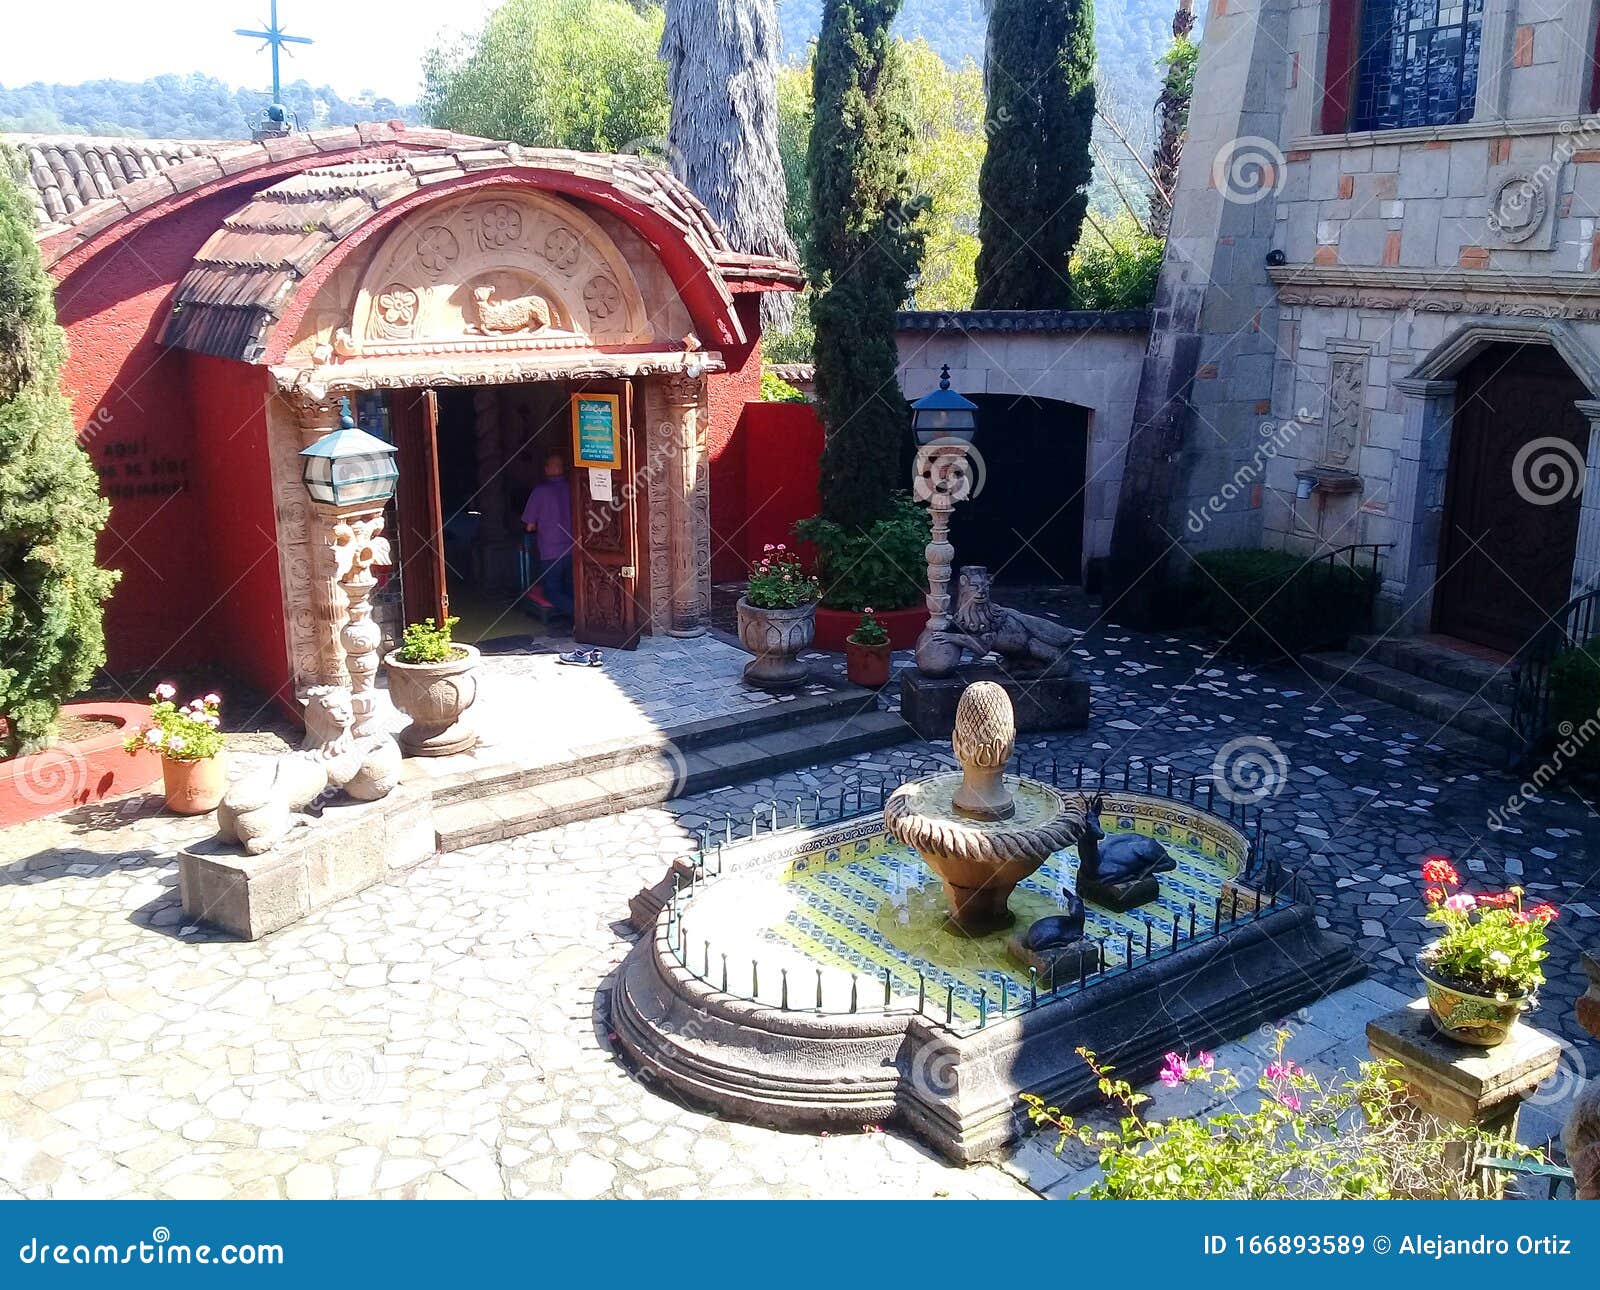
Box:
xmin=973 ymin=0 xmax=1096 ymax=309
xmin=805 ymin=0 xmax=925 ymax=528
xmin=0 ymin=151 xmax=118 ymax=756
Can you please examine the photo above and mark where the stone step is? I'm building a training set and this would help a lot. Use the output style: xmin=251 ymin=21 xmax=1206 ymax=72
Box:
xmin=419 ymin=680 xmax=884 ymax=809
xmin=1347 ymin=634 xmax=1517 ymax=708
xmin=1300 ymin=651 xmax=1517 ymax=756
xmin=432 ymin=708 xmax=912 ymax=851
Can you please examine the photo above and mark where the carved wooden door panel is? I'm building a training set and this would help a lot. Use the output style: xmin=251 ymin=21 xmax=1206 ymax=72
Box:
xmin=390 ymin=389 xmax=449 ymax=629
xmin=1434 ymin=346 xmax=1587 ymax=654
xmin=571 ymin=379 xmax=642 ymax=649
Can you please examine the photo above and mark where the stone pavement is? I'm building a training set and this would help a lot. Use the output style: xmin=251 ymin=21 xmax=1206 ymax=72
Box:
xmin=3 ymin=592 xmax=1596 ymax=1198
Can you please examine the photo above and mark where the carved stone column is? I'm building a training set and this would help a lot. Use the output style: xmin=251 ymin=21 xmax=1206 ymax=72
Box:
xmin=1570 ymin=401 xmax=1600 ymax=598
xmin=656 ymin=372 xmax=710 ymax=637
xmin=330 ymin=508 xmax=390 ymax=738
xmin=1388 ymin=378 xmax=1457 ymax=633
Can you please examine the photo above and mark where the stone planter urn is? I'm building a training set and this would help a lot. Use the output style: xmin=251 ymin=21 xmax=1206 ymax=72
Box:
xmin=1418 ymin=952 xmax=1530 ymax=1048
xmin=385 ymin=644 xmax=481 ymax=756
xmin=736 ymin=599 xmax=816 ymax=690
xmin=162 ymin=753 xmax=228 ymax=815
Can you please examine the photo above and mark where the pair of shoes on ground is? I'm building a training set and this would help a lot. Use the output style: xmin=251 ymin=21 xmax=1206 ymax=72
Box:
xmin=557 ymin=649 xmax=604 ymax=667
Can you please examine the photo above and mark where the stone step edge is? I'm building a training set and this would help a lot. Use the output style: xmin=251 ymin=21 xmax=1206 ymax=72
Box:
xmin=1300 ymin=652 xmax=1517 ymax=749
xmin=414 ymin=680 xmax=883 ymax=807
xmin=432 ymin=711 xmax=914 ymax=851
xmin=1346 ymin=634 xmax=1517 ymax=703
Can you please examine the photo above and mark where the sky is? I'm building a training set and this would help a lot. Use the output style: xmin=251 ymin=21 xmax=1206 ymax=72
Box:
xmin=0 ymin=0 xmax=501 ymax=103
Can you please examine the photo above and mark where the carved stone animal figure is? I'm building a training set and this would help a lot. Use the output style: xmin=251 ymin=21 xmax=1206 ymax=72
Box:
xmin=470 ymin=284 xmax=551 ymax=334
xmin=1076 ymin=794 xmax=1176 ymax=887
xmin=917 ymin=566 xmax=1080 ymax=676
xmin=1021 ymin=889 xmax=1086 ymax=952
xmin=304 ymin=686 xmax=402 ymax=801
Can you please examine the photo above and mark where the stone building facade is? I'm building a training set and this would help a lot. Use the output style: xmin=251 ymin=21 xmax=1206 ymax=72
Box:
xmin=1112 ymin=0 xmax=1600 ymax=655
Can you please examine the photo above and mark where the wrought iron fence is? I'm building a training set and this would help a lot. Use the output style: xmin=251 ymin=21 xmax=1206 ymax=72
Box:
xmin=657 ymin=757 xmax=1305 ymax=1034
xmin=1510 ymin=582 xmax=1600 ymax=763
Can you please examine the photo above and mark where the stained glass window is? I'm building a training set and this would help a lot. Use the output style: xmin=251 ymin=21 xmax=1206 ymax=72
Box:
xmin=1352 ymin=0 xmax=1484 ymax=131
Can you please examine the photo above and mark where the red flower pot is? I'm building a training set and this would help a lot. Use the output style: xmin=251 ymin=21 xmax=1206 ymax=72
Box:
xmin=845 ymin=640 xmax=893 ymax=688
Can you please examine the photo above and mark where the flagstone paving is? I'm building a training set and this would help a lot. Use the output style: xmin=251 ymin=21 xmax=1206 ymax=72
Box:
xmin=2 ymin=595 xmax=1596 ymax=1198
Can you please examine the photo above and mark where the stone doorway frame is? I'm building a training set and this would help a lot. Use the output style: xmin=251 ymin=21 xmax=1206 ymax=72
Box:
xmin=267 ymin=359 xmax=716 ymax=727
xmin=1388 ymin=319 xmax=1600 ymax=636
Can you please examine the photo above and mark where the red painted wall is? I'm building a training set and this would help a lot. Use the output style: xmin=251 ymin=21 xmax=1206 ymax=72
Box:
xmin=183 ymin=354 xmax=291 ymax=706
xmin=738 ymin=401 xmax=824 ymax=568
xmin=52 ymin=191 xmax=258 ymax=675
xmin=706 ymin=295 xmax=764 ymax=581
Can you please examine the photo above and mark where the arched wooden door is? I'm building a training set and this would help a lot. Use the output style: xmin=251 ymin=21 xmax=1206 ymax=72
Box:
xmin=1433 ymin=344 xmax=1588 ymax=654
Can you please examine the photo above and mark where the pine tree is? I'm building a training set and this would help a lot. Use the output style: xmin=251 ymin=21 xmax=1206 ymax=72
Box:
xmin=0 ymin=151 xmax=118 ymax=756
xmin=973 ymin=0 xmax=1096 ymax=309
xmin=806 ymin=0 xmax=925 ymax=528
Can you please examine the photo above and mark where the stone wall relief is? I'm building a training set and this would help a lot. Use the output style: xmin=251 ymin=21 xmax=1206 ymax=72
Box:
xmin=338 ymin=190 xmax=651 ymax=362
xmin=1484 ymin=164 xmax=1560 ymax=251
xmin=1322 ymin=351 xmax=1367 ymax=472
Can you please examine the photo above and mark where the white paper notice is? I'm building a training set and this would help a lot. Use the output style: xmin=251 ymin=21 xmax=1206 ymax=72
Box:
xmin=589 ymin=468 xmax=613 ymax=502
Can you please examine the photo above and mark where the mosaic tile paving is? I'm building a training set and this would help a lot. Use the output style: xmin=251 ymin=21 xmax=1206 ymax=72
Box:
xmin=675 ymin=794 xmax=1247 ymax=1026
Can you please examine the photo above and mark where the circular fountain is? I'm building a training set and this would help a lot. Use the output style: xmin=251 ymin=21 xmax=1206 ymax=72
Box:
xmin=884 ymin=682 xmax=1090 ymax=935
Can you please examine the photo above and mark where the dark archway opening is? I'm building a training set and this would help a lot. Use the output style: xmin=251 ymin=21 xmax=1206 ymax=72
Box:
xmin=949 ymin=394 xmax=1089 ymax=585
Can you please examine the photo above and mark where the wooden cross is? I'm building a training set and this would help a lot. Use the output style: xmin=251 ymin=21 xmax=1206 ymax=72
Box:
xmin=235 ymin=0 xmax=313 ymax=105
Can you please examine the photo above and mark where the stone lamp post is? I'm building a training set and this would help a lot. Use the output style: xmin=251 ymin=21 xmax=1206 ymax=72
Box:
xmin=911 ymin=366 xmax=979 ymax=678
xmin=299 ymin=397 xmax=400 ymax=739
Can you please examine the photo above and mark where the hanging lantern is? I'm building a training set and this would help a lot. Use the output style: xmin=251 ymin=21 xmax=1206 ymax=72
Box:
xmin=300 ymin=396 xmax=399 ymax=507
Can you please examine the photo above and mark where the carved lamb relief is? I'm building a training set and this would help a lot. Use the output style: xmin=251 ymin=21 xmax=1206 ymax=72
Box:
xmin=469 ymin=284 xmax=552 ymax=334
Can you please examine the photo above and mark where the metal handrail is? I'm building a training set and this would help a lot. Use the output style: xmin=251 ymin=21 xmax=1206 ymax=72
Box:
xmin=1509 ymin=581 xmax=1600 ymax=760
xmin=1237 ymin=542 xmax=1394 ymax=596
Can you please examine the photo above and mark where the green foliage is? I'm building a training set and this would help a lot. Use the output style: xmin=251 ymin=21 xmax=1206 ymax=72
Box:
xmin=396 ymin=616 xmax=462 ymax=665
xmin=1070 ymin=212 xmax=1163 ymax=309
xmin=1420 ymin=858 xmax=1556 ymax=998
xmin=744 ymin=546 xmax=822 ymax=609
xmin=846 ymin=610 xmax=891 ymax=646
xmin=1159 ymin=33 xmax=1199 ymax=103
xmin=973 ymin=0 xmax=1097 ymax=309
xmin=1548 ymin=637 xmax=1600 ymax=772
xmin=760 ymin=367 xmax=807 ymax=403
xmin=0 ymin=75 xmax=416 ymax=140
xmin=794 ymin=496 xmax=929 ymax=610
xmin=422 ymin=0 xmax=669 ymax=152
xmin=0 ymin=153 xmax=118 ymax=757
xmin=123 ymin=685 xmax=223 ymax=764
xmin=776 ymin=60 xmax=816 ymax=257
xmin=807 ymin=0 xmax=925 ymax=529
xmin=1023 ymin=1039 xmax=1536 ymax=1200
xmin=1190 ymin=548 xmax=1378 ymax=660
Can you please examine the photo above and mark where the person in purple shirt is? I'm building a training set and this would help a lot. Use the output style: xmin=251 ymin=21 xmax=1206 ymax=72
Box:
xmin=521 ymin=452 xmax=575 ymax=618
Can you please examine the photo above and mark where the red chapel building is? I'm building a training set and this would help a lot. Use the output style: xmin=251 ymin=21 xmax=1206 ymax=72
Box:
xmin=13 ymin=124 xmax=800 ymax=716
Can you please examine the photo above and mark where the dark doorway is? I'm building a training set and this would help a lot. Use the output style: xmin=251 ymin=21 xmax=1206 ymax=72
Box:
xmin=1434 ymin=343 xmax=1588 ymax=654
xmin=949 ymin=394 xmax=1088 ymax=584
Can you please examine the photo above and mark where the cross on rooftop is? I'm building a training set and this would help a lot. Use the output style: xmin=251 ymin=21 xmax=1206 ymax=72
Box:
xmin=235 ymin=0 xmax=313 ymax=106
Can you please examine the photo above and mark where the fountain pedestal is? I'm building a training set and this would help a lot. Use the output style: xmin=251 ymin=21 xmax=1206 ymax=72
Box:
xmin=901 ymin=663 xmax=1089 ymax=741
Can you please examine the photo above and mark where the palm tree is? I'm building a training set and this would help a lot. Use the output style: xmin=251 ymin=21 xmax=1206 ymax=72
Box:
xmin=661 ymin=0 xmax=797 ymax=327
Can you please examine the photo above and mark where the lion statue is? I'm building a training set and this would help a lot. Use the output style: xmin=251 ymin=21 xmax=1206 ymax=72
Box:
xmin=216 ymin=687 xmax=401 ymax=854
xmin=914 ymin=566 xmax=1079 ymax=678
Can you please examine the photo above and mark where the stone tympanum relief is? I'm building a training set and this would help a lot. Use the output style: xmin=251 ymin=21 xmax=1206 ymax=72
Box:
xmin=342 ymin=190 xmax=649 ymax=359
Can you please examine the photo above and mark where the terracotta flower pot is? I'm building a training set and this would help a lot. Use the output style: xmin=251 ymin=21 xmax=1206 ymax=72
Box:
xmin=1418 ymin=954 xmax=1532 ymax=1047
xmin=845 ymin=639 xmax=892 ymax=688
xmin=162 ymin=752 xmax=228 ymax=815
xmin=736 ymin=598 xmax=816 ymax=689
xmin=385 ymin=644 xmax=481 ymax=756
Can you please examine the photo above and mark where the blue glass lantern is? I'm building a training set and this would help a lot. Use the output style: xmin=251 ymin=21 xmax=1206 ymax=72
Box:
xmin=911 ymin=365 xmax=978 ymax=445
xmin=300 ymin=397 xmax=399 ymax=507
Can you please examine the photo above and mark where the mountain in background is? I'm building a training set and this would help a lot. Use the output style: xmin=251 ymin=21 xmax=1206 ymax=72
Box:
xmin=0 ymin=75 xmax=418 ymax=140
xmin=776 ymin=0 xmax=1185 ymax=127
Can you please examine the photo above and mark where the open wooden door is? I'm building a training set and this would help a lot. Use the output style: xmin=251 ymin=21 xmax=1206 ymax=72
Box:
xmin=571 ymin=379 xmax=643 ymax=649
xmin=389 ymin=389 xmax=449 ymax=628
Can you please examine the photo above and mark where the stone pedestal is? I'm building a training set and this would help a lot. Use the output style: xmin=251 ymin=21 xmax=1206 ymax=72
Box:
xmin=179 ymin=783 xmax=434 ymax=940
xmin=1366 ymin=998 xmax=1561 ymax=1139
xmin=899 ymin=663 xmax=1089 ymax=741
xmin=1563 ymin=951 xmax=1600 ymax=1200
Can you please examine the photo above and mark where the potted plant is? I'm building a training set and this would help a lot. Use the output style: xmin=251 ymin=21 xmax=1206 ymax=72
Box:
xmin=736 ymin=544 xmax=822 ymax=689
xmin=1416 ymin=856 xmax=1557 ymax=1046
xmin=124 ymin=684 xmax=226 ymax=814
xmin=384 ymin=616 xmax=480 ymax=756
xmin=845 ymin=608 xmax=893 ymax=687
